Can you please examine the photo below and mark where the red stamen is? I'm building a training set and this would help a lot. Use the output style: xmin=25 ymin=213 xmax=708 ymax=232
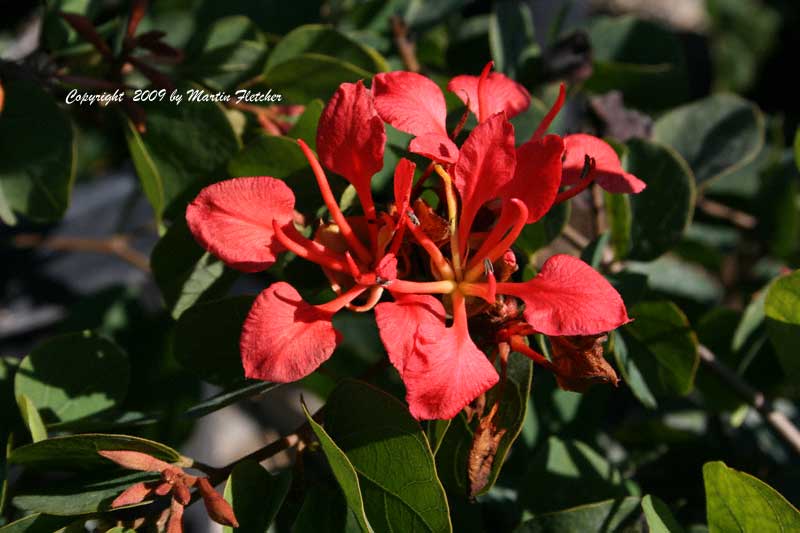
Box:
xmin=388 ymin=279 xmax=457 ymax=295
xmin=405 ymin=216 xmax=456 ymax=280
xmin=464 ymin=199 xmax=528 ymax=281
xmin=477 ymin=61 xmax=493 ymax=123
xmin=316 ymin=284 xmax=368 ymax=314
xmin=272 ymin=221 xmax=348 ymax=273
xmin=509 ymin=337 xmax=555 ymax=369
xmin=531 ymin=82 xmax=566 ymax=141
xmin=297 ymin=139 xmax=372 ymax=264
xmin=554 ymin=155 xmax=595 ymax=205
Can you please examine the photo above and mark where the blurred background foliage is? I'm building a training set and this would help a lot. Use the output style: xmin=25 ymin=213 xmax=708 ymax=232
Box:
xmin=1 ymin=0 xmax=800 ymax=531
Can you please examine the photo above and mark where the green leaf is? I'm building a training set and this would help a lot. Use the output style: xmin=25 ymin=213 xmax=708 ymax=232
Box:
xmin=516 ymin=201 xmax=571 ymax=257
xmin=488 ymin=0 xmax=534 ymax=77
xmin=621 ymin=139 xmax=696 ymax=261
xmin=182 ymin=16 xmax=268 ymax=91
xmin=764 ymin=270 xmax=800 ymax=381
xmin=516 ymin=497 xmax=640 ymax=533
xmin=151 ymin=218 xmax=238 ymax=319
xmin=324 ymin=380 xmax=451 ymax=533
xmin=9 ymin=433 xmax=182 ymax=471
xmin=652 ymin=94 xmax=765 ymax=188
xmin=13 ymin=472 xmax=156 ymax=515
xmin=288 ymin=99 xmax=324 ymax=149
xmin=185 ymin=380 xmax=279 ymax=419
xmin=612 ymin=330 xmax=657 ymax=409
xmin=17 ymin=394 xmax=47 ymax=443
xmin=0 ymin=77 xmax=75 ymax=224
xmin=266 ymin=24 xmax=388 ymax=74
xmin=794 ymin=127 xmax=799 ymax=172
xmin=14 ymin=332 xmax=130 ymax=425
xmin=585 ymin=15 xmax=689 ymax=111
xmin=124 ymin=95 xmax=239 ymax=222
xmin=292 ymin=485 xmax=363 ymax=533
xmin=520 ymin=437 xmax=631 ymax=513
xmin=703 ymin=461 xmax=800 ymax=532
xmin=303 ymin=403 xmax=372 ymax=533
xmin=173 ymin=296 xmax=251 ymax=385
xmin=733 ymin=288 xmax=767 ymax=352
xmin=223 ymin=460 xmax=292 ymax=533
xmin=642 ymin=494 xmax=685 ymax=533
xmin=264 ymin=53 xmax=373 ymax=103
xmin=0 ymin=514 xmax=73 ymax=533
xmin=623 ymin=301 xmax=699 ymax=397
xmin=604 ymin=191 xmax=631 ymax=260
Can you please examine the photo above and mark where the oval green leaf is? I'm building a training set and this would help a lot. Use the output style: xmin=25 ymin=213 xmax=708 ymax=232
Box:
xmin=223 ymin=460 xmax=292 ymax=533
xmin=642 ymin=494 xmax=685 ymax=533
xmin=703 ymin=461 xmax=800 ymax=532
xmin=622 ymin=139 xmax=696 ymax=261
xmin=14 ymin=332 xmax=130 ymax=425
xmin=0 ymin=77 xmax=75 ymax=224
xmin=652 ymin=94 xmax=765 ymax=188
xmin=324 ymin=380 xmax=451 ymax=533
xmin=764 ymin=269 xmax=800 ymax=381
xmin=516 ymin=497 xmax=640 ymax=533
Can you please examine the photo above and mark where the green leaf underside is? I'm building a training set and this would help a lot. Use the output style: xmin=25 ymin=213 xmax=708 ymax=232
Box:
xmin=516 ymin=497 xmax=641 ymax=533
xmin=703 ymin=461 xmax=800 ymax=532
xmin=324 ymin=380 xmax=452 ymax=533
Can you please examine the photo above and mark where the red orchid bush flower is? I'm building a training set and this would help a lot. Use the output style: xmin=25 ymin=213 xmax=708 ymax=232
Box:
xmin=186 ymin=63 xmax=645 ymax=421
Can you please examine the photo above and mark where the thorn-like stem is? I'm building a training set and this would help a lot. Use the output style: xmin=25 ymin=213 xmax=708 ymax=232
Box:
xmin=297 ymin=139 xmax=372 ymax=264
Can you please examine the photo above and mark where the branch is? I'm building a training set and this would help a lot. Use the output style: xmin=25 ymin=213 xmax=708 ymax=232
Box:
xmin=13 ymin=233 xmax=151 ymax=272
xmin=391 ymin=16 xmax=420 ymax=73
xmin=698 ymin=344 xmax=800 ymax=455
xmin=697 ymin=198 xmax=757 ymax=230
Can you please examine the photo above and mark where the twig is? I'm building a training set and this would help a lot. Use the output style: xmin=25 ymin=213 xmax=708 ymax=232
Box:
xmin=561 ymin=224 xmax=590 ymax=249
xmin=391 ymin=16 xmax=420 ymax=73
xmin=13 ymin=233 xmax=151 ymax=272
xmin=698 ymin=344 xmax=800 ymax=455
xmin=697 ymin=198 xmax=757 ymax=230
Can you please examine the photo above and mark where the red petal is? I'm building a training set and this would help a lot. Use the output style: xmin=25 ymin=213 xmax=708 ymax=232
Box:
xmin=374 ymin=296 xmax=499 ymax=420
xmin=448 ymin=73 xmax=531 ymax=121
xmin=499 ymin=254 xmax=630 ymax=336
xmin=98 ymin=450 xmax=173 ymax=472
xmin=502 ymin=134 xmax=564 ymax=223
xmin=454 ymin=113 xmax=516 ymax=242
xmin=562 ymin=134 xmax=646 ymax=193
xmin=393 ymin=158 xmax=416 ymax=215
xmin=317 ymin=81 xmax=386 ymax=203
xmin=372 ymin=72 xmax=448 ymax=137
xmin=409 ymin=133 xmax=459 ymax=164
xmin=186 ymin=177 xmax=296 ymax=272
xmin=197 ymin=477 xmax=239 ymax=528
xmin=240 ymin=282 xmax=341 ymax=382
xmin=167 ymin=498 xmax=185 ymax=533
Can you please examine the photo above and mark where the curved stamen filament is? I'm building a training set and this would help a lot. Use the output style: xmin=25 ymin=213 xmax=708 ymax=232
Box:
xmin=531 ymin=82 xmax=566 ymax=142
xmin=554 ymin=155 xmax=596 ymax=205
xmin=464 ymin=199 xmax=522 ymax=273
xmin=297 ymin=139 xmax=372 ymax=264
xmin=434 ymin=165 xmax=463 ymax=278
xmin=405 ymin=215 xmax=455 ymax=280
xmin=388 ymin=279 xmax=457 ymax=295
xmin=347 ymin=286 xmax=384 ymax=312
xmin=464 ymin=199 xmax=528 ymax=282
xmin=272 ymin=221 xmax=348 ymax=273
xmin=316 ymin=284 xmax=368 ymax=314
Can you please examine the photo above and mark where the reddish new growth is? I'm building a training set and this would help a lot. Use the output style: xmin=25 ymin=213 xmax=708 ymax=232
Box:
xmin=98 ymin=450 xmax=237 ymax=533
xmin=186 ymin=63 xmax=645 ymax=421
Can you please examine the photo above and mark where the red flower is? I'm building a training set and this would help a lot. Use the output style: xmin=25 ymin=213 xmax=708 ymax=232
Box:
xmin=186 ymin=66 xmax=644 ymax=421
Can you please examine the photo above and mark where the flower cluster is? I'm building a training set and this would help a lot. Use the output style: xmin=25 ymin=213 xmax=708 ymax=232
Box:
xmin=186 ymin=63 xmax=645 ymax=420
